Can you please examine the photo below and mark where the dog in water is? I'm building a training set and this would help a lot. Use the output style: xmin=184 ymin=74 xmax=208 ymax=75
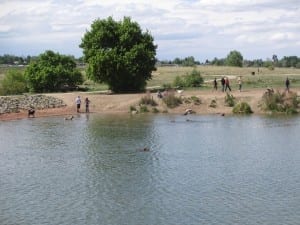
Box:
xmin=28 ymin=108 xmax=35 ymax=118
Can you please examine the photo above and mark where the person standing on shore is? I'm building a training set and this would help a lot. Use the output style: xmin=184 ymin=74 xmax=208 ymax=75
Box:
xmin=213 ymin=78 xmax=218 ymax=91
xmin=85 ymin=97 xmax=91 ymax=113
xmin=221 ymin=77 xmax=225 ymax=92
xmin=237 ymin=76 xmax=242 ymax=92
xmin=75 ymin=96 xmax=81 ymax=113
xmin=225 ymin=77 xmax=231 ymax=92
xmin=285 ymin=77 xmax=290 ymax=93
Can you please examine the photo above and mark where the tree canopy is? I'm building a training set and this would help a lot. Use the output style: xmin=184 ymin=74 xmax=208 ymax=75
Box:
xmin=80 ymin=16 xmax=157 ymax=93
xmin=226 ymin=50 xmax=243 ymax=67
xmin=24 ymin=50 xmax=83 ymax=92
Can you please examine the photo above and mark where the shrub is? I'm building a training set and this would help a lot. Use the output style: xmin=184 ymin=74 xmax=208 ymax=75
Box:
xmin=152 ymin=107 xmax=159 ymax=113
xmin=139 ymin=93 xmax=157 ymax=106
xmin=163 ymin=92 xmax=182 ymax=108
xmin=129 ymin=105 xmax=137 ymax=112
xmin=183 ymin=96 xmax=201 ymax=105
xmin=233 ymin=102 xmax=253 ymax=114
xmin=184 ymin=69 xmax=203 ymax=87
xmin=173 ymin=69 xmax=203 ymax=88
xmin=173 ymin=76 xmax=185 ymax=87
xmin=0 ymin=69 xmax=28 ymax=95
xmin=209 ymin=99 xmax=217 ymax=108
xmin=225 ymin=93 xmax=235 ymax=107
xmin=139 ymin=105 xmax=149 ymax=113
xmin=260 ymin=90 xmax=299 ymax=114
xmin=190 ymin=96 xmax=201 ymax=105
xmin=183 ymin=98 xmax=191 ymax=104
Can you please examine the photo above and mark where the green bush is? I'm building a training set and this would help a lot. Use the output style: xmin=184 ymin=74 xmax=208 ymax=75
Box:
xmin=0 ymin=69 xmax=28 ymax=95
xmin=184 ymin=69 xmax=203 ymax=87
xmin=139 ymin=105 xmax=149 ymax=113
xmin=129 ymin=105 xmax=137 ymax=112
xmin=184 ymin=96 xmax=201 ymax=105
xmin=260 ymin=90 xmax=299 ymax=114
xmin=139 ymin=94 xmax=157 ymax=106
xmin=233 ymin=102 xmax=253 ymax=114
xmin=173 ymin=76 xmax=185 ymax=87
xmin=209 ymin=99 xmax=217 ymax=108
xmin=173 ymin=69 xmax=203 ymax=88
xmin=225 ymin=93 xmax=235 ymax=107
xmin=163 ymin=93 xmax=182 ymax=108
xmin=190 ymin=96 xmax=201 ymax=105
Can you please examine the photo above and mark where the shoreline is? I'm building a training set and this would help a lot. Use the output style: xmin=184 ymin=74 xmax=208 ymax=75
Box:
xmin=0 ymin=88 xmax=298 ymax=121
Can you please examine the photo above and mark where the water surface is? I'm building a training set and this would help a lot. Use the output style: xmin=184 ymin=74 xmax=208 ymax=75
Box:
xmin=1 ymin=114 xmax=300 ymax=225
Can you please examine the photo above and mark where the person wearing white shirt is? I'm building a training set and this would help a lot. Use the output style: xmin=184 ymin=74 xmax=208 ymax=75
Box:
xmin=75 ymin=96 xmax=81 ymax=113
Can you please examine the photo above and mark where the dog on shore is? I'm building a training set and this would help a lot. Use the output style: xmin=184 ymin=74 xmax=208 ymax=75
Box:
xmin=28 ymin=108 xmax=35 ymax=118
xmin=183 ymin=108 xmax=194 ymax=115
xmin=64 ymin=115 xmax=74 ymax=120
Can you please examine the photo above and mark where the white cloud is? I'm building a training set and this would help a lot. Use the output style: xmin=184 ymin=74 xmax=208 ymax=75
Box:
xmin=270 ymin=32 xmax=296 ymax=41
xmin=0 ymin=0 xmax=299 ymax=61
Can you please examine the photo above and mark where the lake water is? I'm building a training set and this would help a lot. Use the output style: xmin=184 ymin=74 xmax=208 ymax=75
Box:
xmin=1 ymin=114 xmax=300 ymax=225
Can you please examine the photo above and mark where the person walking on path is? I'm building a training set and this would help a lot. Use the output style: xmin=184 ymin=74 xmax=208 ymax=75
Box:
xmin=221 ymin=77 xmax=225 ymax=92
xmin=225 ymin=77 xmax=231 ymax=92
xmin=85 ymin=97 xmax=91 ymax=113
xmin=213 ymin=78 xmax=218 ymax=91
xmin=75 ymin=96 xmax=81 ymax=113
xmin=285 ymin=77 xmax=290 ymax=93
xmin=237 ymin=76 xmax=242 ymax=92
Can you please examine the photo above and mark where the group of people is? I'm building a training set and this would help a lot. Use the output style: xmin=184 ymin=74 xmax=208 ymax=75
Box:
xmin=213 ymin=76 xmax=291 ymax=93
xmin=75 ymin=96 xmax=90 ymax=113
xmin=213 ymin=76 xmax=242 ymax=92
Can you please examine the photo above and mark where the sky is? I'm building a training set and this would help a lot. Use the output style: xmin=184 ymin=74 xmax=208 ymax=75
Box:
xmin=0 ymin=0 xmax=299 ymax=62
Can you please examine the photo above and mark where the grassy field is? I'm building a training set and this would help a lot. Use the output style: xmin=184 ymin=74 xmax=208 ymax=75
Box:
xmin=148 ymin=65 xmax=300 ymax=90
xmin=0 ymin=66 xmax=25 ymax=80
xmin=1 ymin=65 xmax=300 ymax=92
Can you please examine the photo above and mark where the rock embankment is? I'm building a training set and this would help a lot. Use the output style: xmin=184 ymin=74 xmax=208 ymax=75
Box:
xmin=0 ymin=94 xmax=66 ymax=114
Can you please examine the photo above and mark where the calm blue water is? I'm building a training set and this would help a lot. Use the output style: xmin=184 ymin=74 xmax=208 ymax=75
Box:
xmin=0 ymin=114 xmax=300 ymax=225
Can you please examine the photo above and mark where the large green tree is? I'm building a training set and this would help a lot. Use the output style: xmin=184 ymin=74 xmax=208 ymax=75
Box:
xmin=24 ymin=50 xmax=83 ymax=92
xmin=80 ymin=16 xmax=157 ymax=93
xmin=226 ymin=50 xmax=243 ymax=67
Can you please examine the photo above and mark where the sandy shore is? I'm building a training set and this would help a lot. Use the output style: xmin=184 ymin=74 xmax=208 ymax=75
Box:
xmin=0 ymin=88 xmax=298 ymax=121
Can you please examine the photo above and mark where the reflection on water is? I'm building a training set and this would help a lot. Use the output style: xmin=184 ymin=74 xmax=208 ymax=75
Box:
xmin=1 ymin=114 xmax=300 ymax=225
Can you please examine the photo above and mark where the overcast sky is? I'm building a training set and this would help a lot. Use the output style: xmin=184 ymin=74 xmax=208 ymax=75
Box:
xmin=1 ymin=0 xmax=299 ymax=62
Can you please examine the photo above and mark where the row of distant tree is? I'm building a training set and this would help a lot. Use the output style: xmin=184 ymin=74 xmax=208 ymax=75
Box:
xmin=157 ymin=54 xmax=300 ymax=68
xmin=208 ymin=55 xmax=300 ymax=68
xmin=0 ymin=54 xmax=84 ymax=66
xmin=1 ymin=53 xmax=300 ymax=69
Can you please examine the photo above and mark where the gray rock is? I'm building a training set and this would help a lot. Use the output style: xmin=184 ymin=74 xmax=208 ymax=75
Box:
xmin=0 ymin=94 xmax=66 ymax=114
